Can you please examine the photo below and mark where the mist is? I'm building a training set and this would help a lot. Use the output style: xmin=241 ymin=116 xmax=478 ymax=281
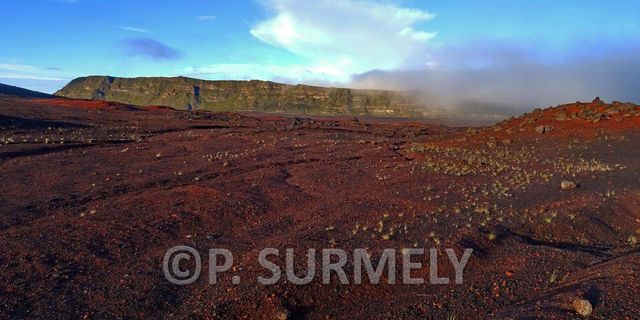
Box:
xmin=350 ymin=41 xmax=640 ymax=116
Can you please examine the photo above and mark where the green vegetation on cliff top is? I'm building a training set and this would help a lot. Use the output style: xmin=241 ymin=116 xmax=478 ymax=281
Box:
xmin=55 ymin=76 xmax=426 ymax=117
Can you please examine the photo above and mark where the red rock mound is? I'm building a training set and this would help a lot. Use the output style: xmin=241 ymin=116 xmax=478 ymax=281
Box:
xmin=462 ymin=98 xmax=640 ymax=146
xmin=31 ymin=97 xmax=144 ymax=111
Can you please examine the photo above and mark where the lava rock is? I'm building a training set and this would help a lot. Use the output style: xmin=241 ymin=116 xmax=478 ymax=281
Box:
xmin=555 ymin=112 xmax=568 ymax=121
xmin=535 ymin=125 xmax=553 ymax=134
xmin=573 ymin=298 xmax=593 ymax=317
xmin=276 ymin=309 xmax=290 ymax=320
xmin=561 ymin=180 xmax=578 ymax=190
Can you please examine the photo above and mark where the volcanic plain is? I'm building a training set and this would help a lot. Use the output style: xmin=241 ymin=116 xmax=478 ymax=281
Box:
xmin=1 ymin=93 xmax=639 ymax=319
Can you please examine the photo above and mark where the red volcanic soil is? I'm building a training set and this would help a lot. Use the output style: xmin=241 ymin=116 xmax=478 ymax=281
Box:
xmin=29 ymin=98 xmax=145 ymax=111
xmin=1 ymin=95 xmax=640 ymax=319
xmin=29 ymin=98 xmax=176 ymax=112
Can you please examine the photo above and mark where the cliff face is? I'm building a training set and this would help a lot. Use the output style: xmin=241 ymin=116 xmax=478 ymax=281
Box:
xmin=55 ymin=76 xmax=426 ymax=117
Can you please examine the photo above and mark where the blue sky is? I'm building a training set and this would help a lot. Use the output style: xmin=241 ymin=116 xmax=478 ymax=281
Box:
xmin=1 ymin=0 xmax=639 ymax=106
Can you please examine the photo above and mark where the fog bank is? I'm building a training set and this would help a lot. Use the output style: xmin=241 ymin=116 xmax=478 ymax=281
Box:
xmin=351 ymin=41 xmax=640 ymax=115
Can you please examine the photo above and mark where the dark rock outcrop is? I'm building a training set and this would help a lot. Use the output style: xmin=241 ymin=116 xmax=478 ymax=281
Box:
xmin=0 ymin=83 xmax=52 ymax=99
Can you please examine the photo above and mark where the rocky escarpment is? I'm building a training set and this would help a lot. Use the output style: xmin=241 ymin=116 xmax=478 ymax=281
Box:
xmin=55 ymin=76 xmax=427 ymax=117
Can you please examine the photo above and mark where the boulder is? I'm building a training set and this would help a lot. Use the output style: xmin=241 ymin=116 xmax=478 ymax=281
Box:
xmin=561 ymin=180 xmax=578 ymax=190
xmin=573 ymin=298 xmax=593 ymax=317
xmin=535 ymin=125 xmax=553 ymax=134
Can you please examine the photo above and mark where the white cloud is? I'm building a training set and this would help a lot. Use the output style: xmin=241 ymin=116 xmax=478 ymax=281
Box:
xmin=0 ymin=63 xmax=37 ymax=72
xmin=184 ymin=62 xmax=353 ymax=84
xmin=242 ymin=0 xmax=435 ymax=83
xmin=118 ymin=26 xmax=149 ymax=33
xmin=0 ymin=63 xmax=66 ymax=81
xmin=0 ymin=73 xmax=66 ymax=81
xmin=197 ymin=15 xmax=216 ymax=21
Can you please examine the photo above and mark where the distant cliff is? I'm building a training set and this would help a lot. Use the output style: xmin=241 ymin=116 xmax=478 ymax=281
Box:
xmin=55 ymin=76 xmax=426 ymax=117
xmin=1 ymin=82 xmax=52 ymax=99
